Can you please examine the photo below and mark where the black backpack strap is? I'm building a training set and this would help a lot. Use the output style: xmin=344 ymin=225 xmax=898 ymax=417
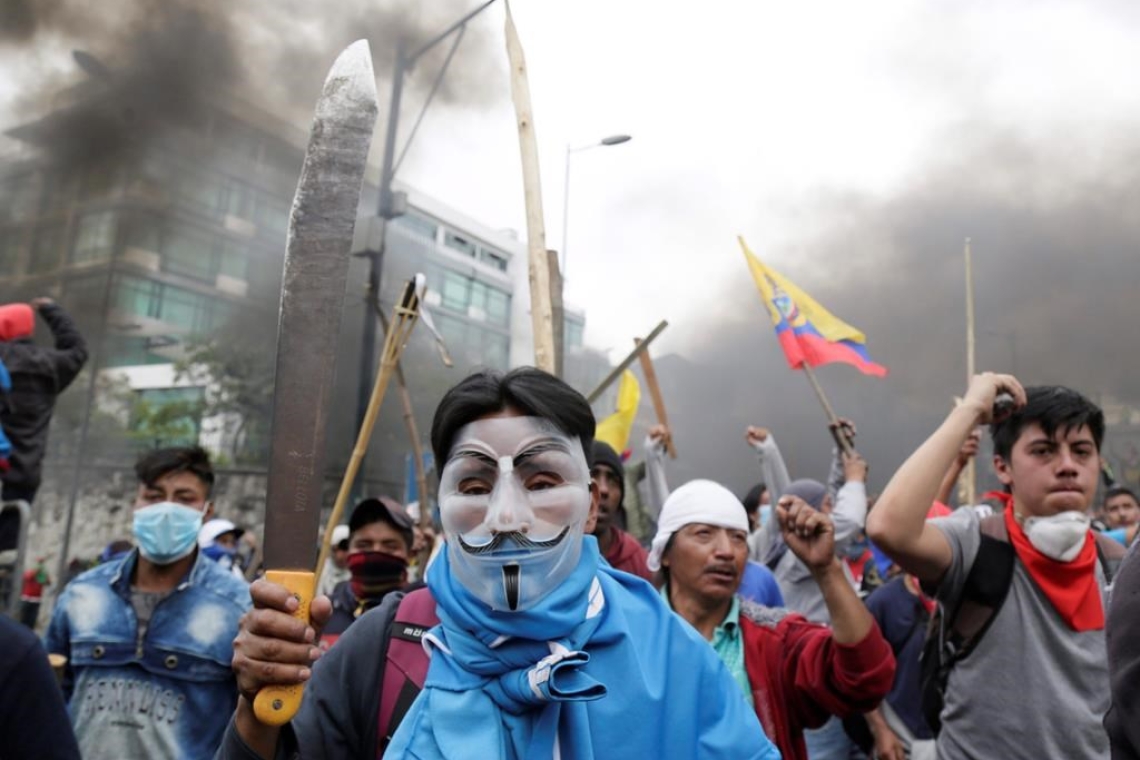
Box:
xmin=921 ymin=514 xmax=1016 ymax=733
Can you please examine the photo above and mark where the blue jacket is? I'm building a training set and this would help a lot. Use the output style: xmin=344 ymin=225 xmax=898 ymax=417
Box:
xmin=45 ymin=549 xmax=250 ymax=760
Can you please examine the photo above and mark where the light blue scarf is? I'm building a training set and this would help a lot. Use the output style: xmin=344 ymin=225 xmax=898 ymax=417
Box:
xmin=386 ymin=537 xmax=780 ymax=760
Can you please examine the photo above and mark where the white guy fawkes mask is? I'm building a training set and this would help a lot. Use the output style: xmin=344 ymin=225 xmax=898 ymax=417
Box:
xmin=438 ymin=415 xmax=591 ymax=611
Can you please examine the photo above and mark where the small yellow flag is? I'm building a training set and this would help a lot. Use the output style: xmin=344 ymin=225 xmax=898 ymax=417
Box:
xmin=595 ymin=370 xmax=640 ymax=454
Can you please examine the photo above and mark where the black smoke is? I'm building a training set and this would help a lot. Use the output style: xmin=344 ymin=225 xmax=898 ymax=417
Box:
xmin=638 ymin=125 xmax=1140 ymax=500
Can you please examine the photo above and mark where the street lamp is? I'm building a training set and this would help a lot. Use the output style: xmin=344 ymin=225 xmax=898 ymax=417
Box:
xmin=355 ymin=0 xmax=499 ymax=477
xmin=561 ymin=134 xmax=632 ymax=278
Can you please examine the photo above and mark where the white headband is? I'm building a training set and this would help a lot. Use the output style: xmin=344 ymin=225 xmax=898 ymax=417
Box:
xmin=647 ymin=479 xmax=750 ymax=571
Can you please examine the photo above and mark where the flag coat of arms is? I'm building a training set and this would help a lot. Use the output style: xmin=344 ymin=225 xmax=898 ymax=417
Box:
xmin=740 ymin=237 xmax=887 ymax=377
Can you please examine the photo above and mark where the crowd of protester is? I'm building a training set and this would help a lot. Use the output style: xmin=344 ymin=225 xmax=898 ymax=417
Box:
xmin=2 ymin=299 xmax=1138 ymax=759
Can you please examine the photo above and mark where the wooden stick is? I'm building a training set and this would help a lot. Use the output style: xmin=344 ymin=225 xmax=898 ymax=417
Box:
xmin=586 ymin=320 xmax=668 ymax=403
xmin=504 ymin=1 xmax=555 ymax=372
xmin=375 ymin=303 xmax=430 ymax=540
xmin=634 ymin=337 xmax=677 ymax=459
xmin=801 ymin=363 xmax=855 ymax=457
xmin=314 ymin=283 xmax=421 ymax=582
xmin=963 ymin=237 xmax=977 ymax=505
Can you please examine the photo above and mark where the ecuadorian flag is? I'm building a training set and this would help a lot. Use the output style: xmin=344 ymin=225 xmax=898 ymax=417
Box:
xmin=740 ymin=237 xmax=888 ymax=378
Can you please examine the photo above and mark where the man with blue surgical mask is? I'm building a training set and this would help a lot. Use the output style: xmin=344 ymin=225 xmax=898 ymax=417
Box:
xmin=219 ymin=368 xmax=778 ymax=760
xmin=45 ymin=446 xmax=251 ymax=760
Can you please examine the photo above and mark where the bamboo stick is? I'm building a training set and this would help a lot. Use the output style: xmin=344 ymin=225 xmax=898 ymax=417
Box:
xmin=504 ymin=1 xmax=555 ymax=372
xmin=314 ymin=281 xmax=422 ymax=582
xmin=586 ymin=320 xmax=668 ymax=403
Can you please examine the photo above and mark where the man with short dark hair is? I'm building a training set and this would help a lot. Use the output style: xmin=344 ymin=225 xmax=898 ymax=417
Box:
xmin=1104 ymin=486 xmax=1140 ymax=530
xmin=45 ymin=446 xmax=250 ymax=760
xmin=222 ymin=368 xmax=777 ymax=760
xmin=589 ymin=440 xmax=654 ymax=582
xmin=319 ymin=496 xmax=415 ymax=648
xmin=869 ymin=374 xmax=1124 ymax=760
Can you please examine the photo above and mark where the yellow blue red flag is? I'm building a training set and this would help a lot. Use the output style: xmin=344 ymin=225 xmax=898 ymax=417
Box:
xmin=739 ymin=237 xmax=887 ymax=377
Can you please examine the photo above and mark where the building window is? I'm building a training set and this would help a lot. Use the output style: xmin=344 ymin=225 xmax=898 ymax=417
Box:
xmin=163 ymin=226 xmax=214 ymax=281
xmin=565 ymin=319 xmax=584 ymax=348
xmin=129 ymin=387 xmax=204 ymax=449
xmin=485 ymin=289 xmax=509 ymax=327
xmin=440 ymin=270 xmax=470 ymax=312
xmin=0 ymin=233 xmax=24 ymax=275
xmin=444 ymin=231 xmax=476 ymax=258
xmin=218 ymin=242 xmax=248 ymax=280
xmin=113 ymin=275 xmax=219 ymax=334
xmin=71 ymin=210 xmax=117 ymax=263
xmin=393 ymin=212 xmax=439 ymax=242
xmin=479 ymin=247 xmax=508 ymax=272
xmin=27 ymin=226 xmax=63 ymax=274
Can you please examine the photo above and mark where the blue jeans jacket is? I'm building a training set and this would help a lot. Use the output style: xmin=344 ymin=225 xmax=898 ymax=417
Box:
xmin=45 ymin=549 xmax=251 ymax=760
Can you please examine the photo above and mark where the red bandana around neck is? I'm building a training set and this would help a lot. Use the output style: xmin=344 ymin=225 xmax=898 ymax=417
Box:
xmin=998 ymin=500 xmax=1103 ymax=632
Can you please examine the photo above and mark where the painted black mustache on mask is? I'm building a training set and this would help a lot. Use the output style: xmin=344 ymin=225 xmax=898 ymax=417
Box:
xmin=457 ymin=526 xmax=570 ymax=555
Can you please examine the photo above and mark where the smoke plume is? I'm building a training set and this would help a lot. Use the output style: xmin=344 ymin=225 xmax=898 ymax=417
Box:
xmin=648 ymin=124 xmax=1140 ymax=499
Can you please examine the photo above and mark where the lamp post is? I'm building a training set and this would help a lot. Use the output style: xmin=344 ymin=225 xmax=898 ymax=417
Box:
xmin=355 ymin=0 xmax=499 ymax=482
xmin=560 ymin=134 xmax=631 ymax=278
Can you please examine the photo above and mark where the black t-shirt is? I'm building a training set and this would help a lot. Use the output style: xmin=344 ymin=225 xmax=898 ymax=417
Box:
xmin=0 ymin=614 xmax=81 ymax=759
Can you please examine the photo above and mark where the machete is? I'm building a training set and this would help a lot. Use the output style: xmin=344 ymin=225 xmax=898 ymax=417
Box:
xmin=252 ymin=39 xmax=378 ymax=726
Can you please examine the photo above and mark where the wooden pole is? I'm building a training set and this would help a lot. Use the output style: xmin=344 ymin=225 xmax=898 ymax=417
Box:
xmin=800 ymin=363 xmax=855 ymax=457
xmin=375 ymin=303 xmax=430 ymax=540
xmin=634 ymin=337 xmax=677 ymax=458
xmin=586 ymin=320 xmax=668 ymax=403
xmin=504 ymin=1 xmax=556 ymax=372
xmin=963 ymin=237 xmax=977 ymax=505
xmin=314 ymin=281 xmax=422 ymax=582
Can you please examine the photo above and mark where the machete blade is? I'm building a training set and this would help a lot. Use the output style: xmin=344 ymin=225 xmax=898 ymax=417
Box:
xmin=262 ymin=40 xmax=378 ymax=571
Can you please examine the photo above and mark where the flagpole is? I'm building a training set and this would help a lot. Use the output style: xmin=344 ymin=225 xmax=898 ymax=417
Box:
xmin=963 ymin=237 xmax=977 ymax=506
xmin=800 ymin=364 xmax=856 ymax=457
xmin=634 ymin=337 xmax=677 ymax=459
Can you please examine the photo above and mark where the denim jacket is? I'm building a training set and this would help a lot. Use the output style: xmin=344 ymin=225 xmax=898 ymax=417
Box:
xmin=45 ymin=549 xmax=251 ymax=760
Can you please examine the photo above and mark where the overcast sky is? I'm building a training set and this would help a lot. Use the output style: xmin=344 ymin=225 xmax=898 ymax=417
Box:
xmin=4 ymin=1 xmax=1140 ymax=488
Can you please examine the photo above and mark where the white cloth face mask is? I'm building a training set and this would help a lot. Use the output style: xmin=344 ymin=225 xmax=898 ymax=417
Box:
xmin=1022 ymin=510 xmax=1091 ymax=563
xmin=438 ymin=416 xmax=591 ymax=611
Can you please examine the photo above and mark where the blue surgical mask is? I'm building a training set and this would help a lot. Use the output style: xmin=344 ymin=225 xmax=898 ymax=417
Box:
xmin=133 ymin=501 xmax=205 ymax=565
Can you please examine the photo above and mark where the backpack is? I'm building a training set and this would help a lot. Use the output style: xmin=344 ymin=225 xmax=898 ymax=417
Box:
xmin=376 ymin=587 xmax=439 ymax=756
xmin=919 ymin=514 xmax=1124 ymax=734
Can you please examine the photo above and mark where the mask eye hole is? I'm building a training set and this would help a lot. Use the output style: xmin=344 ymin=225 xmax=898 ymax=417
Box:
xmin=458 ymin=478 xmax=493 ymax=496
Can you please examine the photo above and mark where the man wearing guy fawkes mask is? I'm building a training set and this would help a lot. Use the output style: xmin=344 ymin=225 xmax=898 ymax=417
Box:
xmin=222 ymin=368 xmax=779 ymax=760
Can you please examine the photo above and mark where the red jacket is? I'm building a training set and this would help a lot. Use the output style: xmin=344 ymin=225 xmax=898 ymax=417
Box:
xmin=603 ymin=528 xmax=654 ymax=583
xmin=741 ymin=602 xmax=895 ymax=760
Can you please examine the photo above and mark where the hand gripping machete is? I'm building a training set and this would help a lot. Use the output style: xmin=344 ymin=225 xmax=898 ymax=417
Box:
xmin=253 ymin=40 xmax=378 ymax=726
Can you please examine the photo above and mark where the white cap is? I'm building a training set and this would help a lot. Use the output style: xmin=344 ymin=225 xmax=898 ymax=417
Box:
xmin=331 ymin=524 xmax=350 ymax=547
xmin=647 ymin=479 xmax=749 ymax=572
xmin=198 ymin=518 xmax=243 ymax=548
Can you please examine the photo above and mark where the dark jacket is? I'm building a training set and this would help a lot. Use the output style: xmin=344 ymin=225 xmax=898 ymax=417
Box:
xmin=318 ymin=579 xmax=422 ymax=651
xmin=0 ymin=303 xmax=87 ymax=491
xmin=1107 ymin=543 xmax=1140 ymax=760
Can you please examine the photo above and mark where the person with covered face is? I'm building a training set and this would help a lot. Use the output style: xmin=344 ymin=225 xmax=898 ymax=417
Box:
xmin=651 ymin=479 xmax=894 ymax=760
xmin=868 ymin=374 xmax=1125 ymax=760
xmin=44 ymin=446 xmax=250 ymax=760
xmin=220 ymin=368 xmax=777 ymax=760
xmin=318 ymin=496 xmax=416 ymax=649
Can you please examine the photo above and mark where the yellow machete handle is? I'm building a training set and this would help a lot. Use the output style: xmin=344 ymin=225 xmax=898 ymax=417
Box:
xmin=252 ymin=570 xmax=316 ymax=726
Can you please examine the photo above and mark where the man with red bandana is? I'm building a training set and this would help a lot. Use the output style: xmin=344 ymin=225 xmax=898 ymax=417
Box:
xmin=869 ymin=373 xmax=1124 ymax=760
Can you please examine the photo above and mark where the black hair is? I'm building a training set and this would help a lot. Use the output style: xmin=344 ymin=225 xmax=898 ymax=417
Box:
xmin=1105 ymin=486 xmax=1140 ymax=505
xmin=741 ymin=482 xmax=767 ymax=515
xmin=349 ymin=497 xmax=414 ymax=551
xmin=991 ymin=386 xmax=1104 ymax=462
xmin=430 ymin=367 xmax=596 ymax=472
xmin=134 ymin=446 xmax=215 ymax=496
